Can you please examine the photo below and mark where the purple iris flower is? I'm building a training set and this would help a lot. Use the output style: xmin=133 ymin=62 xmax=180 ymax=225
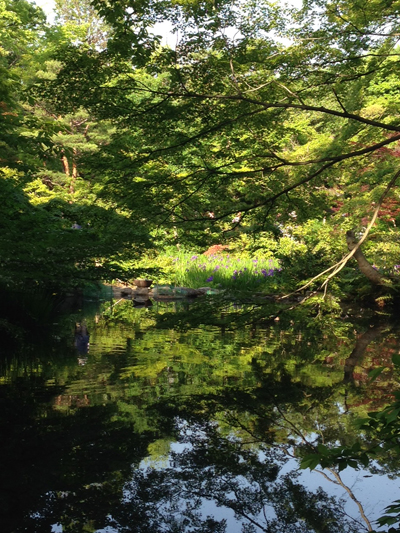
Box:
xmin=206 ymin=276 xmax=214 ymax=282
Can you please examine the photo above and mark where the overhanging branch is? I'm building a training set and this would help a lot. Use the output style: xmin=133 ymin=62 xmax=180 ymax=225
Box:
xmin=280 ymin=168 xmax=400 ymax=298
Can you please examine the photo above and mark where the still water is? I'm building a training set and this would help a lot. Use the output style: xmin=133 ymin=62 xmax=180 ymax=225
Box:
xmin=1 ymin=293 xmax=400 ymax=532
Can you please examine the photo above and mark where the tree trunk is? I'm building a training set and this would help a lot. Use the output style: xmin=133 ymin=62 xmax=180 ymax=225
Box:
xmin=61 ymin=154 xmax=70 ymax=176
xmin=346 ymin=230 xmax=383 ymax=285
xmin=343 ymin=324 xmax=385 ymax=384
xmin=70 ymin=149 xmax=78 ymax=196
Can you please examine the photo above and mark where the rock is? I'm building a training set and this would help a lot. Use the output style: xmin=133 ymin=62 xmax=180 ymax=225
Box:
xmin=197 ymin=288 xmax=208 ymax=294
xmin=150 ymin=286 xmax=181 ymax=299
xmin=133 ymin=296 xmax=150 ymax=303
xmin=179 ymin=287 xmax=204 ymax=297
xmin=121 ymin=287 xmax=132 ymax=296
xmin=197 ymin=287 xmax=220 ymax=295
xmin=133 ymin=287 xmax=150 ymax=296
xmin=133 ymin=279 xmax=153 ymax=288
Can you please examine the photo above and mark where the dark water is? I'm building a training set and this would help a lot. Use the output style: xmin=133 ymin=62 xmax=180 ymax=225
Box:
xmin=1 ymin=294 xmax=400 ymax=533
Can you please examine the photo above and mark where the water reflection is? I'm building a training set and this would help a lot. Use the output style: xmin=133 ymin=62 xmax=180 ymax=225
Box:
xmin=0 ymin=297 xmax=399 ymax=532
xmin=75 ymin=322 xmax=90 ymax=362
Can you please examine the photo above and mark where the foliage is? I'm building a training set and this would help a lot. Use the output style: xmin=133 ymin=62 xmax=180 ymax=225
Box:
xmin=4 ymin=0 xmax=400 ymax=294
xmin=140 ymin=251 xmax=281 ymax=290
xmin=0 ymin=0 xmax=154 ymax=291
xmin=5 ymin=2 xmax=400 ymax=530
xmin=22 ymin=0 xmax=400 ymax=296
xmin=3 ymin=295 xmax=398 ymax=531
xmin=299 ymin=348 xmax=400 ymax=530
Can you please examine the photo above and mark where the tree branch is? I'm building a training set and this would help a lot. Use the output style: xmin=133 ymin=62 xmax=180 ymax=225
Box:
xmin=281 ymin=168 xmax=400 ymax=297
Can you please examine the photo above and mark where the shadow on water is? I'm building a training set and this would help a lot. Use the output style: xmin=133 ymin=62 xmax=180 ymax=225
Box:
xmin=1 ymin=292 xmax=400 ymax=532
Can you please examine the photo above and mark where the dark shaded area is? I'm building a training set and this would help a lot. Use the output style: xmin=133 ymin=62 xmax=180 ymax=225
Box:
xmin=1 ymin=298 xmax=399 ymax=532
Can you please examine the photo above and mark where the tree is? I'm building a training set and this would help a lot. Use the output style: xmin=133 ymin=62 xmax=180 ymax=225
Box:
xmin=0 ymin=0 xmax=153 ymax=291
xmin=54 ymin=0 xmax=110 ymax=49
xmin=39 ymin=0 xmax=400 ymax=291
xmin=2 ymin=298 xmax=390 ymax=532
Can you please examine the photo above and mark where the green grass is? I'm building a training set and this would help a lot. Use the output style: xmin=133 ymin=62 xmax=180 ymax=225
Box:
xmin=167 ymin=252 xmax=282 ymax=291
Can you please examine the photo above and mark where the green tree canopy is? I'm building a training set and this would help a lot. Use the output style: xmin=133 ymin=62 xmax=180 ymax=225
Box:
xmin=34 ymin=0 xmax=400 ymax=290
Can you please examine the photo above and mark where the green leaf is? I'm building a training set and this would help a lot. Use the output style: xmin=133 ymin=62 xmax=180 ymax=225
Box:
xmin=377 ymin=516 xmax=399 ymax=526
xmin=368 ymin=367 xmax=384 ymax=381
xmin=317 ymin=443 xmax=330 ymax=455
xmin=385 ymin=408 xmax=400 ymax=423
xmin=300 ymin=455 xmax=321 ymax=470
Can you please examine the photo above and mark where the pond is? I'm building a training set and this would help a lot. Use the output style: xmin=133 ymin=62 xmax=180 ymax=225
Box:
xmin=1 ymin=292 xmax=400 ymax=533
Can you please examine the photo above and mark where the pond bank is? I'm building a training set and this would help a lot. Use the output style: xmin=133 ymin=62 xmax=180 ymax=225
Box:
xmin=109 ymin=283 xmax=220 ymax=300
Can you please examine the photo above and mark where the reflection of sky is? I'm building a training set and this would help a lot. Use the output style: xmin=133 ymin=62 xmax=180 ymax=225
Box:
xmin=51 ymin=443 xmax=399 ymax=533
xmin=136 ymin=438 xmax=400 ymax=533
xmin=52 ymin=526 xmax=117 ymax=533
xmin=139 ymin=440 xmax=244 ymax=533
xmin=284 ymin=459 xmax=399 ymax=532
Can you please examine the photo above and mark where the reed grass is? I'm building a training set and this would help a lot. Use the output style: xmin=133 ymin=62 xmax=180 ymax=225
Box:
xmin=169 ymin=253 xmax=281 ymax=291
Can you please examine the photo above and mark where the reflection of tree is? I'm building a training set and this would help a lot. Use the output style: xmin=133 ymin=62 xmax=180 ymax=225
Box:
xmin=0 ymin=373 xmax=159 ymax=533
xmin=108 ymin=422 xmax=363 ymax=533
xmin=3 ymin=303 xmax=400 ymax=532
xmin=314 ymin=469 xmax=373 ymax=532
xmin=343 ymin=324 xmax=387 ymax=385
